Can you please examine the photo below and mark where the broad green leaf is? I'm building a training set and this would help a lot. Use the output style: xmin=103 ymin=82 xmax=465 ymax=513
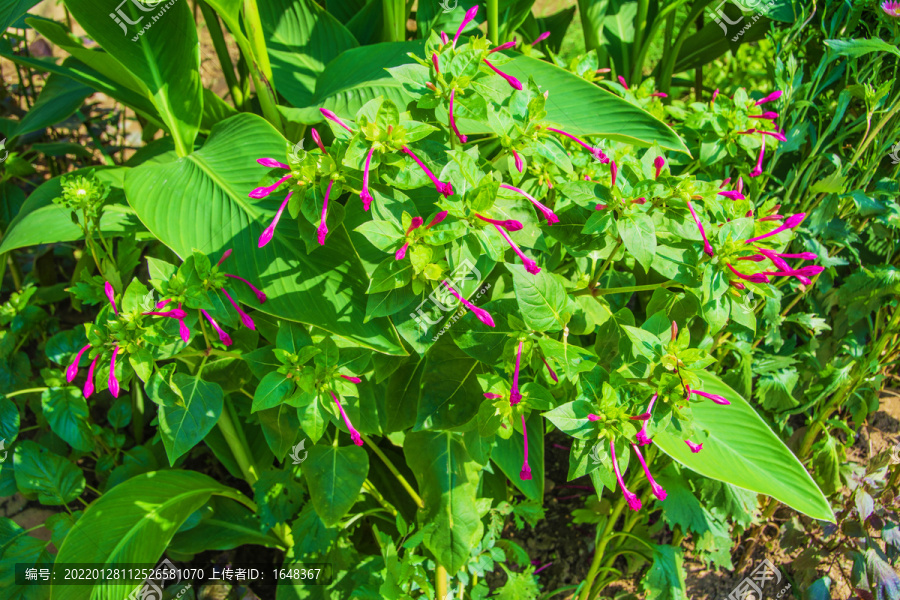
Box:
xmin=511 ymin=264 xmax=571 ymax=332
xmin=158 ymin=374 xmax=224 ymax=465
xmin=0 ymin=397 xmax=20 ymax=444
xmin=259 ymin=0 xmax=358 ymax=108
xmin=451 ymin=298 xmax=518 ymax=365
xmin=52 ymin=470 xmax=252 ymax=600
xmin=542 ymin=400 xmax=595 ymax=440
xmin=41 ymin=387 xmax=94 ymax=452
xmin=124 ymin=113 xmax=405 ymax=354
xmin=825 ymin=38 xmax=900 ymax=59
xmin=0 ymin=167 xmax=142 ymax=253
xmin=63 ymin=0 xmax=202 ymax=155
xmin=13 ymin=441 xmax=84 ymax=506
xmin=258 ymin=404 xmax=301 ymax=461
xmin=253 ymin=468 xmax=304 ymax=530
xmin=253 ymin=372 xmax=295 ymax=413
xmin=642 ymin=545 xmax=688 ymax=600
xmin=617 ymin=212 xmax=656 ymax=272
xmin=169 ymin=496 xmax=282 ymax=554
xmin=0 ymin=0 xmax=40 ymax=31
xmin=415 ymin=337 xmax=488 ymax=431
xmin=5 ymin=73 xmax=93 ymax=139
xmin=404 ymin=431 xmax=483 ymax=575
xmin=492 ymin=411 xmax=545 ymax=502
xmin=654 ymin=371 xmax=834 ymax=522
xmin=304 ymin=444 xmax=369 ymax=527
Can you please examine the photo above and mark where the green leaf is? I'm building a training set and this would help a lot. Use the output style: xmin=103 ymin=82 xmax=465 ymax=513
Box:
xmin=542 ymin=400 xmax=595 ymax=440
xmin=52 ymin=470 xmax=252 ymax=600
xmin=403 ymin=431 xmax=483 ymax=575
xmin=253 ymin=371 xmax=295 ymax=413
xmin=617 ymin=212 xmax=656 ymax=272
xmin=415 ymin=337 xmax=487 ymax=431
xmin=258 ymin=404 xmax=300 ymax=461
xmin=41 ymin=387 xmax=94 ymax=452
xmin=13 ymin=440 xmax=84 ymax=506
xmin=642 ymin=545 xmax=688 ymax=600
xmin=511 ymin=264 xmax=571 ymax=332
xmin=169 ymin=496 xmax=282 ymax=554
xmin=62 ymin=0 xmax=202 ymax=155
xmin=253 ymin=468 xmax=305 ymax=530
xmin=5 ymin=73 xmax=93 ymax=139
xmin=124 ymin=113 xmax=404 ymax=354
xmin=290 ymin=503 xmax=339 ymax=555
xmin=451 ymin=298 xmax=518 ymax=365
xmin=654 ymin=371 xmax=834 ymax=522
xmin=0 ymin=396 xmax=20 ymax=444
xmin=492 ymin=412 xmax=545 ymax=502
xmin=259 ymin=0 xmax=358 ymax=108
xmin=0 ymin=0 xmax=41 ymax=31
xmin=304 ymin=444 xmax=369 ymax=527
xmin=0 ymin=167 xmax=142 ymax=253
xmin=825 ymin=38 xmax=900 ymax=59
xmin=157 ymin=374 xmax=224 ymax=465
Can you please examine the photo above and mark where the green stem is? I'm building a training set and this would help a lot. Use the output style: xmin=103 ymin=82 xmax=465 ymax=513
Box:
xmin=133 ymin=380 xmax=145 ymax=445
xmin=436 ymin=564 xmax=448 ymax=599
xmin=575 ymin=280 xmax=678 ymax=297
xmin=4 ymin=387 xmax=48 ymax=398
xmin=487 ymin=0 xmax=499 ymax=44
xmin=360 ymin=434 xmax=424 ymax=509
xmin=578 ymin=494 xmax=627 ymax=600
xmin=577 ymin=0 xmax=602 ymax=52
xmin=381 ymin=0 xmax=406 ymax=42
xmin=199 ymin=0 xmax=243 ymax=108
xmin=217 ymin=399 xmax=259 ymax=484
xmin=239 ymin=0 xmax=283 ymax=132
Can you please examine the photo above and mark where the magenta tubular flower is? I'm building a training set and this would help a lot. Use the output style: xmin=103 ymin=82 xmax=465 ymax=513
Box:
xmin=711 ymin=88 xmax=720 ymax=103
xmin=452 ymin=5 xmax=479 ymax=46
xmin=310 ymin=128 xmax=327 ymax=154
xmin=222 ymin=289 xmax=255 ymax=330
xmin=340 ymin=374 xmax=362 ymax=384
xmin=440 ymin=31 xmax=449 ymax=44
xmin=744 ymin=212 xmax=806 ymax=244
xmin=595 ymin=204 xmax=607 ymax=210
xmin=750 ymin=111 xmax=779 ymax=120
xmin=587 ymin=414 xmax=601 ymax=421
xmin=692 ymin=389 xmax=731 ymax=405
xmin=83 ymin=355 xmax=98 ymax=398
xmin=490 ymin=38 xmax=518 ymax=52
xmin=318 ymin=179 xmax=335 ymax=246
xmin=611 ymin=440 xmax=642 ymax=511
xmin=257 ymin=157 xmax=290 ymax=169
xmin=740 ymin=128 xmax=786 ymax=142
xmin=66 ymin=343 xmax=91 ymax=382
xmin=777 ymin=252 xmax=818 ymax=260
xmin=635 ymin=394 xmax=658 ymax=446
xmin=258 ymin=191 xmax=292 ymax=248
xmin=105 ymin=282 xmax=118 ymax=315
xmin=511 ymin=148 xmax=524 ymax=172
xmin=883 ymin=0 xmax=900 ymax=16
xmin=685 ymin=440 xmax=703 ymax=453
xmin=632 ymin=197 xmax=647 ymax=205
xmin=360 ymin=146 xmax=375 ymax=211
xmin=108 ymin=346 xmax=120 ymax=398
xmin=755 ymin=90 xmax=783 ymax=105
xmin=475 ymin=213 xmax=523 ymax=231
xmin=177 ymin=304 xmax=190 ymax=343
xmin=750 ymin=135 xmax=766 ymax=178
xmin=499 ymin=183 xmax=558 ymax=225
xmin=425 ymin=211 xmax=448 ymax=230
xmin=249 ymin=174 xmax=292 ymax=199
xmin=224 ymin=274 xmax=266 ymax=303
xmin=510 ymin=341 xmax=524 ymax=405
xmin=653 ymin=156 xmax=665 ymax=179
xmin=531 ymin=31 xmax=550 ymax=45
xmin=607 ymin=160 xmax=617 ymax=188
xmin=142 ymin=308 xmax=187 ymax=319
xmin=494 ymin=224 xmax=540 ymax=274
xmin=541 ymin=356 xmax=558 ymax=383
xmin=442 ymin=281 xmax=495 ymax=327
xmin=726 ymin=263 xmax=770 ymax=284
xmin=719 ymin=177 xmax=732 ymax=189
xmin=650 ymin=92 xmax=667 ymax=98
xmin=617 ymin=75 xmax=628 ymax=89
xmin=544 ymin=127 xmax=607 ymax=162
xmin=156 ymin=298 xmax=172 ymax=309
xmin=402 ymin=146 xmax=454 ymax=197
xmin=331 ymin=390 xmax=363 ymax=446
xmin=671 ymin=319 xmax=678 ymax=341
xmin=201 ymin=309 xmax=232 ymax=346
xmin=762 ymin=264 xmax=824 ymax=285
xmin=633 ymin=443 xmax=667 ymax=501
xmin=449 ymin=89 xmax=467 ymax=143
xmin=484 ymin=392 xmax=504 ymax=400
xmin=483 ymin=59 xmax=523 ymax=90
xmin=718 ymin=190 xmax=745 ymax=200
xmin=431 ymin=53 xmax=440 ymax=73
xmin=320 ymin=108 xmax=353 ymax=133
xmin=757 ymin=247 xmax=791 ymax=271
xmin=730 ymin=280 xmax=747 ymax=290
xmin=217 ymin=249 xmax=233 ymax=266
xmin=396 ymin=217 xmax=424 ymax=260
xmin=519 ymin=414 xmax=532 ymax=480
xmin=686 ymin=200 xmax=714 ymax=257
